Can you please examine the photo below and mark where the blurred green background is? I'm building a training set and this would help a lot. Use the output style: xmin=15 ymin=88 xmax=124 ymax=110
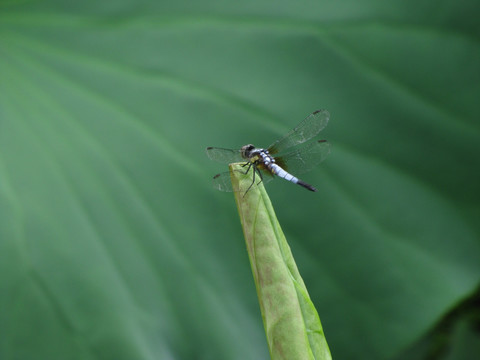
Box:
xmin=1 ymin=1 xmax=479 ymax=359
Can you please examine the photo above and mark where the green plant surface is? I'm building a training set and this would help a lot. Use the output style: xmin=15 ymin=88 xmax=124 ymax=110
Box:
xmin=231 ymin=163 xmax=331 ymax=360
xmin=1 ymin=1 xmax=480 ymax=360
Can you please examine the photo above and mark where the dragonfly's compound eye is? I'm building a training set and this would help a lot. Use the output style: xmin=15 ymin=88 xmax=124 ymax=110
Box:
xmin=241 ymin=144 xmax=256 ymax=159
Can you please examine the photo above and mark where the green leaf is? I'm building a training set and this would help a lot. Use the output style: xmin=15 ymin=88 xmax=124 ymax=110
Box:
xmin=1 ymin=1 xmax=480 ymax=360
xmin=231 ymin=163 xmax=331 ymax=360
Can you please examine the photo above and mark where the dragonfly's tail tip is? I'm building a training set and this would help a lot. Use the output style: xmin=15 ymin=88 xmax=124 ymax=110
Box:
xmin=297 ymin=180 xmax=317 ymax=192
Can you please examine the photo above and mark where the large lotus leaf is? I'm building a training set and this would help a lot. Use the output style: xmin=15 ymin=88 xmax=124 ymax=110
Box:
xmin=1 ymin=1 xmax=479 ymax=360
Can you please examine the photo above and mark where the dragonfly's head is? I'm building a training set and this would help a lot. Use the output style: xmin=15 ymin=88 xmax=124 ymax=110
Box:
xmin=241 ymin=144 xmax=256 ymax=160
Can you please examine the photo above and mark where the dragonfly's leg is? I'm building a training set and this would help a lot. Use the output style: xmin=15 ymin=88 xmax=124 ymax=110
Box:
xmin=256 ymin=167 xmax=264 ymax=185
xmin=232 ymin=162 xmax=251 ymax=178
xmin=244 ymin=164 xmax=258 ymax=196
xmin=240 ymin=162 xmax=253 ymax=175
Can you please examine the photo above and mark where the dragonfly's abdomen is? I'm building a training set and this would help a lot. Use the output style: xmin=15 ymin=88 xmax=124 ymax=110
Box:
xmin=259 ymin=151 xmax=296 ymax=180
xmin=259 ymin=151 xmax=317 ymax=192
xmin=270 ymin=163 xmax=298 ymax=182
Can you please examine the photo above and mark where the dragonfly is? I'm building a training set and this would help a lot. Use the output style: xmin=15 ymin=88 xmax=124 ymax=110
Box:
xmin=206 ymin=109 xmax=331 ymax=193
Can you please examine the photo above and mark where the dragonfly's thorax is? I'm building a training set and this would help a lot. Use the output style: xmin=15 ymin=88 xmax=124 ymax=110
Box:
xmin=241 ymin=144 xmax=275 ymax=165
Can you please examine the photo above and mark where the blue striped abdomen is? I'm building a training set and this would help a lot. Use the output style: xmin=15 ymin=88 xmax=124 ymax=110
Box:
xmin=270 ymin=163 xmax=299 ymax=184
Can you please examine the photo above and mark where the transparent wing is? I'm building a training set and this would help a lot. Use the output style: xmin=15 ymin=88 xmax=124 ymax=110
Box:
xmin=268 ymin=109 xmax=330 ymax=155
xmin=212 ymin=168 xmax=274 ymax=192
xmin=206 ymin=147 xmax=244 ymax=164
xmin=212 ymin=171 xmax=235 ymax=192
xmin=276 ymin=140 xmax=331 ymax=176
